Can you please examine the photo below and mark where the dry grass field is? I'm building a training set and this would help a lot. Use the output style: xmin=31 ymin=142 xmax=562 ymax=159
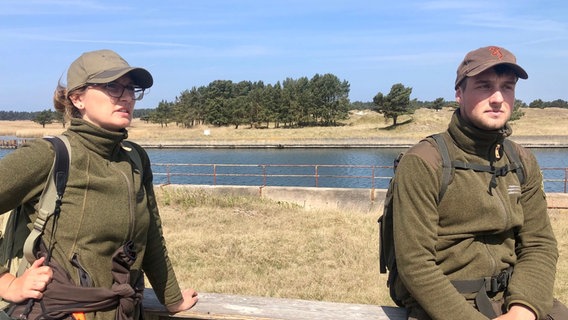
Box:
xmin=155 ymin=188 xmax=568 ymax=307
xmin=1 ymin=107 xmax=567 ymax=145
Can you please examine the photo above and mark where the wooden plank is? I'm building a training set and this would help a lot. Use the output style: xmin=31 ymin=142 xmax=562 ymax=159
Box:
xmin=143 ymin=289 xmax=406 ymax=320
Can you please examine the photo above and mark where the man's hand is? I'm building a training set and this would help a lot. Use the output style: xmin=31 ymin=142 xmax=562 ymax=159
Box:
xmin=493 ymin=304 xmax=536 ymax=320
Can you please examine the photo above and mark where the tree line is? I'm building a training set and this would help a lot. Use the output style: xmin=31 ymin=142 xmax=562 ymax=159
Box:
xmin=144 ymin=79 xmax=568 ymax=128
xmin=0 ymin=109 xmax=65 ymax=128
xmin=146 ymin=73 xmax=350 ymax=129
xmin=1 ymin=76 xmax=568 ymax=128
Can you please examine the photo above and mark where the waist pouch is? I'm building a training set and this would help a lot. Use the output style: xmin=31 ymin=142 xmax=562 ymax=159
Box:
xmin=3 ymin=241 xmax=143 ymax=320
xmin=451 ymin=267 xmax=513 ymax=318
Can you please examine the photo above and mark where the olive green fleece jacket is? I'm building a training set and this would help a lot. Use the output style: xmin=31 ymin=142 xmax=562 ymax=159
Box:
xmin=392 ymin=109 xmax=558 ymax=320
xmin=0 ymin=119 xmax=183 ymax=320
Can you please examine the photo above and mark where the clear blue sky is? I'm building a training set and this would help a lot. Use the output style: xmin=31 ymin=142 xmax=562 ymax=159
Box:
xmin=1 ymin=0 xmax=567 ymax=112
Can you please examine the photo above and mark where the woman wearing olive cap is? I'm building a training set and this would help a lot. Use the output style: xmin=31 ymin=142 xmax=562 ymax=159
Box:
xmin=0 ymin=49 xmax=198 ymax=320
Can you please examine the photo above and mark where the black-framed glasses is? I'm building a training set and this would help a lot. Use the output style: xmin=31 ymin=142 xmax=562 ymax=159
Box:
xmin=89 ymin=82 xmax=146 ymax=101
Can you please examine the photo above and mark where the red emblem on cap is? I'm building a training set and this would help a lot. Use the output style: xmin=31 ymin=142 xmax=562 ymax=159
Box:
xmin=489 ymin=46 xmax=504 ymax=60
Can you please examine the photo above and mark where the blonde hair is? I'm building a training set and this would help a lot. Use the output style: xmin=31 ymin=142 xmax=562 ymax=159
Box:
xmin=53 ymin=82 xmax=85 ymax=122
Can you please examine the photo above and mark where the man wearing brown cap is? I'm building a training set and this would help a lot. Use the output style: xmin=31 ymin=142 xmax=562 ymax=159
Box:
xmin=388 ymin=46 xmax=567 ymax=319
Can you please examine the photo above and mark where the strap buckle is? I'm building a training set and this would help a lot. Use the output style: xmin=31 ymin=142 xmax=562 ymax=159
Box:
xmin=485 ymin=268 xmax=512 ymax=293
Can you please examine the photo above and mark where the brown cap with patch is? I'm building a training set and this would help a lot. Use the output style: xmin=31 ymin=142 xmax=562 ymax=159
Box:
xmin=455 ymin=46 xmax=528 ymax=89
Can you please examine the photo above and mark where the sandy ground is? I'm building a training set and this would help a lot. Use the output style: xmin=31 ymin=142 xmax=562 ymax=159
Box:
xmin=1 ymin=107 xmax=567 ymax=147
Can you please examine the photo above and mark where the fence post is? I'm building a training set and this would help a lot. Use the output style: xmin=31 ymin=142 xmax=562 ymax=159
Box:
xmin=262 ymin=165 xmax=267 ymax=187
xmin=565 ymin=168 xmax=567 ymax=193
xmin=166 ymin=165 xmax=171 ymax=185
xmin=372 ymin=166 xmax=376 ymax=190
xmin=315 ymin=165 xmax=319 ymax=187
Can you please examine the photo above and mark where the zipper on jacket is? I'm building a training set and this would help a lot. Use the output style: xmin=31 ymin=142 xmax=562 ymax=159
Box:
xmin=71 ymin=253 xmax=93 ymax=287
xmin=482 ymin=234 xmax=498 ymax=275
xmin=496 ymin=169 xmax=516 ymax=233
xmin=486 ymin=171 xmax=515 ymax=275
xmin=111 ymin=161 xmax=136 ymax=241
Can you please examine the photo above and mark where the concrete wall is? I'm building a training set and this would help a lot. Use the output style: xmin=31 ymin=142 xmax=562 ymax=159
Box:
xmin=161 ymin=185 xmax=568 ymax=213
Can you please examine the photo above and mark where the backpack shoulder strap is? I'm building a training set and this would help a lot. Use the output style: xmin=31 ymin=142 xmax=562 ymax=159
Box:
xmin=430 ymin=133 xmax=452 ymax=202
xmin=502 ymin=139 xmax=526 ymax=185
xmin=122 ymin=141 xmax=143 ymax=182
xmin=23 ymin=135 xmax=71 ymax=264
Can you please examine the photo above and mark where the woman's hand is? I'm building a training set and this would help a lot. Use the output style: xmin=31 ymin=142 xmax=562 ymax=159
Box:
xmin=166 ymin=288 xmax=199 ymax=313
xmin=0 ymin=257 xmax=53 ymax=302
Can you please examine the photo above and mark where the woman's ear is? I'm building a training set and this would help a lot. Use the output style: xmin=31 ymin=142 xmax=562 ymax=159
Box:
xmin=70 ymin=95 xmax=84 ymax=109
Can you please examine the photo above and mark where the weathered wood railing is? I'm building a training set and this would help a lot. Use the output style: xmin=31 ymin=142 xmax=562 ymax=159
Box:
xmin=143 ymin=289 xmax=406 ymax=320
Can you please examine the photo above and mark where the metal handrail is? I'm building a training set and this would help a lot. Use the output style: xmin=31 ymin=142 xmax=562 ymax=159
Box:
xmin=151 ymin=163 xmax=568 ymax=193
xmin=541 ymin=167 xmax=568 ymax=193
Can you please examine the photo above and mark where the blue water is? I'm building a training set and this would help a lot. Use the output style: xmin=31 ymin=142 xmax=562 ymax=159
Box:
xmin=146 ymin=148 xmax=404 ymax=166
xmin=145 ymin=148 xmax=405 ymax=189
xmin=2 ymin=147 xmax=567 ymax=192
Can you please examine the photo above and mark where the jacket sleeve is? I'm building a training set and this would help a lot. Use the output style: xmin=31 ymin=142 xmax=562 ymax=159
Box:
xmin=0 ymin=139 xmax=55 ymax=275
xmin=0 ymin=139 xmax=54 ymax=212
xmin=393 ymin=151 xmax=488 ymax=320
xmin=504 ymin=146 xmax=558 ymax=318
xmin=136 ymin=147 xmax=183 ymax=307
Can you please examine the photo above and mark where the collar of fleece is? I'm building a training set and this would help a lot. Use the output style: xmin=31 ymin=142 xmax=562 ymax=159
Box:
xmin=447 ymin=108 xmax=512 ymax=160
xmin=68 ymin=118 xmax=128 ymax=159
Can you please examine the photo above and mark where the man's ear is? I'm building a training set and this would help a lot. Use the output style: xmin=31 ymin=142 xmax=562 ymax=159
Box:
xmin=455 ymin=88 xmax=462 ymax=104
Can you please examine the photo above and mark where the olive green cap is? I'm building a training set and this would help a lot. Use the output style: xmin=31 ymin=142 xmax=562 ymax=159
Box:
xmin=455 ymin=46 xmax=528 ymax=89
xmin=66 ymin=49 xmax=153 ymax=93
